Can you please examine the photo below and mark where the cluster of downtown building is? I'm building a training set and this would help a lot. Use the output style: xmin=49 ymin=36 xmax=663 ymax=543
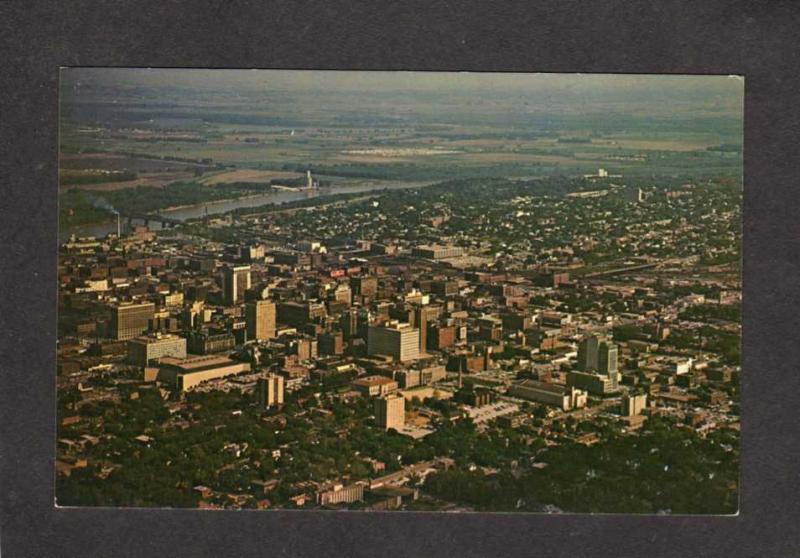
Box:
xmin=56 ymin=176 xmax=741 ymax=509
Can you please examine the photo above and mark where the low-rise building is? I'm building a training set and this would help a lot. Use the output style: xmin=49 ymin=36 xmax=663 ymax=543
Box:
xmin=316 ymin=482 xmax=364 ymax=506
xmin=127 ymin=333 xmax=187 ymax=367
xmin=566 ymin=370 xmax=618 ymax=395
xmin=186 ymin=330 xmax=236 ymax=355
xmin=463 ymin=401 xmax=519 ymax=425
xmin=507 ymin=379 xmax=587 ymax=411
xmin=411 ymin=244 xmax=464 ymax=260
xmin=157 ymin=355 xmax=250 ymax=391
xmin=351 ymin=375 xmax=398 ymax=397
xmin=622 ymin=393 xmax=648 ymax=416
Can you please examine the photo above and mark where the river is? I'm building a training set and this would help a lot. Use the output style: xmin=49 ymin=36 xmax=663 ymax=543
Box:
xmin=61 ymin=180 xmax=434 ymax=242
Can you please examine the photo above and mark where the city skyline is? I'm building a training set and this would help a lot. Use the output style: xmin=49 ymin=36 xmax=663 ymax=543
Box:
xmin=56 ymin=69 xmax=741 ymax=513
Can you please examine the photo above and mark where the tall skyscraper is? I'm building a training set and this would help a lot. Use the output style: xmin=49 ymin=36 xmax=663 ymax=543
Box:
xmin=350 ymin=275 xmax=378 ymax=298
xmin=222 ymin=265 xmax=251 ymax=306
xmin=256 ymin=374 xmax=284 ymax=409
xmin=110 ymin=302 xmax=155 ymax=340
xmin=413 ymin=304 xmax=440 ymax=355
xmin=374 ymin=393 xmax=405 ymax=431
xmin=245 ymin=300 xmax=276 ymax=341
xmin=319 ymin=330 xmax=344 ymax=355
xmin=598 ymin=340 xmax=620 ymax=389
xmin=340 ymin=308 xmax=359 ymax=341
xmin=575 ymin=333 xmax=620 ymax=391
xmin=577 ymin=334 xmax=601 ymax=371
xmin=598 ymin=340 xmax=618 ymax=375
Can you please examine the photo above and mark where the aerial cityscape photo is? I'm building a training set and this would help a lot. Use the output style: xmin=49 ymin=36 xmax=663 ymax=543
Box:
xmin=56 ymin=69 xmax=742 ymax=514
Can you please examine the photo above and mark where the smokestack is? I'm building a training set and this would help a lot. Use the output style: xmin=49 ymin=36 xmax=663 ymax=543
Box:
xmin=116 ymin=213 xmax=121 ymax=238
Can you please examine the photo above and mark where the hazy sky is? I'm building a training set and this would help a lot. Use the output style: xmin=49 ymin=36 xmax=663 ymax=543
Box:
xmin=62 ymin=68 xmax=743 ymax=102
xmin=60 ymin=69 xmax=744 ymax=134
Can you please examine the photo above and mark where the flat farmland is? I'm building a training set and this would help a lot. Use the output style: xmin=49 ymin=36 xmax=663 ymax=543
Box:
xmin=59 ymin=171 xmax=196 ymax=191
xmin=58 ymin=152 xmax=208 ymax=190
xmin=590 ymin=137 xmax=723 ymax=152
xmin=462 ymin=151 xmax=588 ymax=165
xmin=59 ymin=153 xmax=202 ymax=172
xmin=199 ymin=169 xmax=303 ymax=185
xmin=58 ymin=117 xmax=741 ymax=199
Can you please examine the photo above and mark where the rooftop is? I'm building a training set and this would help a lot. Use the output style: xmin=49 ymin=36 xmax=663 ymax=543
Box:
xmin=129 ymin=333 xmax=184 ymax=345
xmin=159 ymin=355 xmax=237 ymax=371
xmin=352 ymin=375 xmax=396 ymax=387
xmin=514 ymin=379 xmax=569 ymax=395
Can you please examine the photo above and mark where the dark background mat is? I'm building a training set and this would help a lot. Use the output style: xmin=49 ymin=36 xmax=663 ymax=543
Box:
xmin=1 ymin=1 xmax=798 ymax=556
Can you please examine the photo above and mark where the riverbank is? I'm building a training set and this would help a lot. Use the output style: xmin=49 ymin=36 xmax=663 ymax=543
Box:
xmin=60 ymin=179 xmax=435 ymax=242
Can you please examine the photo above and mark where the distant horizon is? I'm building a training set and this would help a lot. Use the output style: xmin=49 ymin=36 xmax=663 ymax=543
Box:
xmin=60 ymin=69 xmax=743 ymax=122
xmin=61 ymin=67 xmax=743 ymax=91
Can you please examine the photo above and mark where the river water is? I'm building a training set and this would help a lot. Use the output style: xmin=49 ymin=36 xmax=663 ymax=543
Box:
xmin=61 ymin=180 xmax=433 ymax=242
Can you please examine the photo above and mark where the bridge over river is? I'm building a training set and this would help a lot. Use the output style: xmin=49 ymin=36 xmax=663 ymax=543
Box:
xmin=123 ymin=213 xmax=184 ymax=228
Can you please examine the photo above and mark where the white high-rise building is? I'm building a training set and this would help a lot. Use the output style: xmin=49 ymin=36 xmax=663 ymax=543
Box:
xmin=367 ymin=322 xmax=420 ymax=362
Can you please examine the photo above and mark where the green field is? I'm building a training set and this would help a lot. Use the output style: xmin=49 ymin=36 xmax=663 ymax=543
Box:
xmin=59 ymin=72 xmax=742 ymax=228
